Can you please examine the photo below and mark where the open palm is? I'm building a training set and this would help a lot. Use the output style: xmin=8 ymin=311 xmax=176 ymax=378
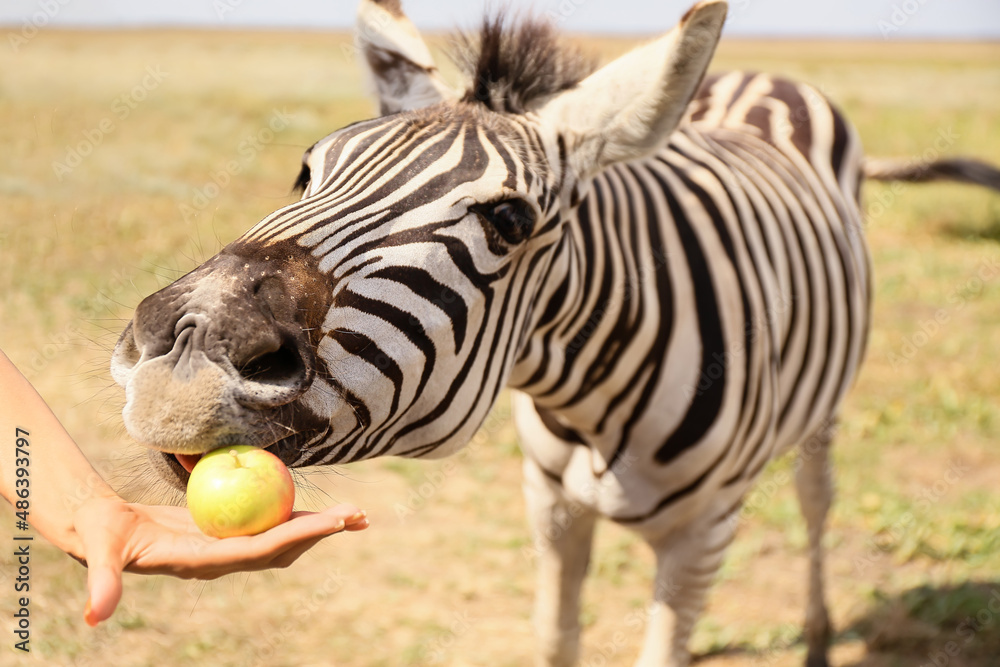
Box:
xmin=70 ymin=496 xmax=368 ymax=625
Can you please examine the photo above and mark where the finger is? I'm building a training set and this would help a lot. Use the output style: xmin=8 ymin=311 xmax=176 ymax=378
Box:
xmin=269 ymin=512 xmax=368 ymax=566
xmin=344 ymin=517 xmax=370 ymax=532
xmin=289 ymin=505 xmax=364 ymax=523
xmin=282 ymin=506 xmax=367 ymax=534
xmin=192 ymin=506 xmax=360 ymax=573
xmin=345 ymin=509 xmax=368 ymax=526
xmin=76 ymin=525 xmax=125 ymax=626
xmin=84 ymin=566 xmax=123 ymax=627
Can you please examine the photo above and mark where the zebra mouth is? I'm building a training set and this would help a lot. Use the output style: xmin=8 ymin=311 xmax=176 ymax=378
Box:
xmin=175 ymin=453 xmax=203 ymax=474
xmin=170 ymin=434 xmax=300 ymax=475
xmin=149 ymin=432 xmax=308 ymax=494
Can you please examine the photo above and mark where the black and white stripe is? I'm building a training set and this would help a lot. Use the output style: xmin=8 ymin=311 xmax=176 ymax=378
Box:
xmin=235 ymin=69 xmax=869 ymax=519
xmin=112 ymin=3 xmax=1000 ymax=664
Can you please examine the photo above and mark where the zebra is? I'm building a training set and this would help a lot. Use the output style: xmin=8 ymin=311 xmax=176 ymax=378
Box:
xmin=109 ymin=1 xmax=1000 ymax=665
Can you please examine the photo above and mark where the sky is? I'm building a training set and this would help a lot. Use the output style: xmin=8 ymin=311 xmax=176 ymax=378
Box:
xmin=2 ymin=0 xmax=999 ymax=39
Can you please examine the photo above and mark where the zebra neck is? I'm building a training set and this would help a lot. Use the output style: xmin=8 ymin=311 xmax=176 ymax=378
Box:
xmin=507 ymin=166 xmax=675 ymax=429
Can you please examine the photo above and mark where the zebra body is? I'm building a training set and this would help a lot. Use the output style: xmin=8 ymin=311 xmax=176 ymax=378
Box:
xmin=111 ymin=1 xmax=996 ymax=665
xmin=509 ymin=70 xmax=869 ymax=535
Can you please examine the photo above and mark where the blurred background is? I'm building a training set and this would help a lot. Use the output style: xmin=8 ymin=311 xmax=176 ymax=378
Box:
xmin=1 ymin=1 xmax=999 ymax=666
xmin=2 ymin=0 xmax=1000 ymax=37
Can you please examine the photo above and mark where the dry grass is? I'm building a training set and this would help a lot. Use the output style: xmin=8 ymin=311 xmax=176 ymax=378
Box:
xmin=1 ymin=29 xmax=998 ymax=667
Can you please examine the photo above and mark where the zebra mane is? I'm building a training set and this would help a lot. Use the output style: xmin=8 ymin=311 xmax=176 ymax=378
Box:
xmin=452 ymin=13 xmax=596 ymax=114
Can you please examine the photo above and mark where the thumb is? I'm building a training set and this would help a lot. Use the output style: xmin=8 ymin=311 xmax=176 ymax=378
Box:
xmin=84 ymin=561 xmax=123 ymax=627
xmin=75 ymin=502 xmax=127 ymax=627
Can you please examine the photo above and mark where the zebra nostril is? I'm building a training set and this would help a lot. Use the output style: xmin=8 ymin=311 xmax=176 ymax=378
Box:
xmin=233 ymin=336 xmax=315 ymax=410
xmin=237 ymin=342 xmax=306 ymax=387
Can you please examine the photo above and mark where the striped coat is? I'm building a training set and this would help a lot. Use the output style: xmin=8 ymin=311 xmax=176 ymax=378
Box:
xmin=112 ymin=2 xmax=998 ymax=665
xmin=509 ymin=70 xmax=869 ymax=529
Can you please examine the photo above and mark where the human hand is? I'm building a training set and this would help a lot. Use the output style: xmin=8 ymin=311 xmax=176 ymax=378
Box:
xmin=69 ymin=496 xmax=368 ymax=626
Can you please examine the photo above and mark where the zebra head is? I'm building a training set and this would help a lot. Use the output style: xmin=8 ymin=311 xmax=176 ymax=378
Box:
xmin=111 ymin=0 xmax=727 ymax=489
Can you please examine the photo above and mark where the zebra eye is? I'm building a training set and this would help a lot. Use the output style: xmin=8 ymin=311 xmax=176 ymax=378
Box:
xmin=473 ymin=199 xmax=536 ymax=244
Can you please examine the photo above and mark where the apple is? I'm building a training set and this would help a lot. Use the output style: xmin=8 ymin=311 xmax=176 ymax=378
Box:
xmin=186 ymin=445 xmax=295 ymax=538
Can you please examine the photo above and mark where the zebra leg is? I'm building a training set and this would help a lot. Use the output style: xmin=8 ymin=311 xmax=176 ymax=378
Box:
xmin=522 ymin=458 xmax=598 ymax=667
xmin=795 ymin=423 xmax=835 ymax=667
xmin=636 ymin=509 xmax=735 ymax=667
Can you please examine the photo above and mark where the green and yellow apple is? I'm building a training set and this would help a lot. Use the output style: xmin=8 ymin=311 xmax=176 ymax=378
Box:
xmin=186 ymin=445 xmax=295 ymax=538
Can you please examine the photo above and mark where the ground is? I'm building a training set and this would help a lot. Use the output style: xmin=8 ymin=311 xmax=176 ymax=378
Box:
xmin=1 ymin=27 xmax=999 ymax=667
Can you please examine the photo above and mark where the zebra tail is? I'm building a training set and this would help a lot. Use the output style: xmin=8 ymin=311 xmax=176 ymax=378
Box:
xmin=862 ymin=156 xmax=1000 ymax=192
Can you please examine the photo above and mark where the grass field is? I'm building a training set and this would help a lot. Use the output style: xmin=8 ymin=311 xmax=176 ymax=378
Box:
xmin=1 ymin=25 xmax=999 ymax=667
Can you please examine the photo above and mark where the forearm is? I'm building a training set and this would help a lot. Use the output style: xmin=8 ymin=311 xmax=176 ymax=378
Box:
xmin=0 ymin=349 xmax=118 ymax=557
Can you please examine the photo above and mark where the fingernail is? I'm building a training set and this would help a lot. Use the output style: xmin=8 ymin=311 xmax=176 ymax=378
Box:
xmin=350 ymin=510 xmax=366 ymax=520
xmin=84 ymin=598 xmax=98 ymax=627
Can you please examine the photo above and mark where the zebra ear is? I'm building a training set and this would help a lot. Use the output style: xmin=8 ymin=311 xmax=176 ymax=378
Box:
xmin=537 ymin=0 xmax=727 ymax=178
xmin=356 ymin=0 xmax=457 ymax=115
